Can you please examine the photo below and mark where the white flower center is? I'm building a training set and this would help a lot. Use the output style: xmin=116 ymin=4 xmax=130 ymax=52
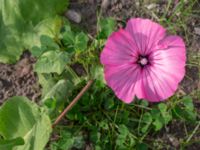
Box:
xmin=139 ymin=57 xmax=148 ymax=66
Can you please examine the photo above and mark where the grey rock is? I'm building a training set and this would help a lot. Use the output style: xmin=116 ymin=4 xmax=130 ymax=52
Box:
xmin=101 ymin=0 xmax=110 ymax=10
xmin=65 ymin=10 xmax=82 ymax=23
xmin=194 ymin=27 xmax=200 ymax=35
xmin=146 ymin=3 xmax=158 ymax=10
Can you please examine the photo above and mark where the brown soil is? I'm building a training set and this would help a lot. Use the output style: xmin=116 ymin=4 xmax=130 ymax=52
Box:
xmin=0 ymin=51 xmax=41 ymax=105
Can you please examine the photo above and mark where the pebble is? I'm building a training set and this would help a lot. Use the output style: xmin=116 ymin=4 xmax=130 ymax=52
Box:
xmin=167 ymin=134 xmax=180 ymax=148
xmin=194 ymin=27 xmax=200 ymax=35
xmin=65 ymin=9 xmax=82 ymax=23
xmin=101 ymin=0 xmax=110 ymax=10
xmin=136 ymin=1 xmax=140 ymax=7
xmin=146 ymin=3 xmax=158 ymax=10
xmin=118 ymin=3 xmax=122 ymax=9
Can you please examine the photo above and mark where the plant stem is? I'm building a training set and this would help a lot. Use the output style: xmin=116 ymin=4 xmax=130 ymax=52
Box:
xmin=186 ymin=121 xmax=200 ymax=143
xmin=52 ymin=80 xmax=94 ymax=128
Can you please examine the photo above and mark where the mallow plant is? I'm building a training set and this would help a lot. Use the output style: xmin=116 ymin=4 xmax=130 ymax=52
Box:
xmin=0 ymin=7 xmax=197 ymax=149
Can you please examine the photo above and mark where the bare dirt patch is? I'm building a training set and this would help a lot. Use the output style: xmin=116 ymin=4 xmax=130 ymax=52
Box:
xmin=0 ymin=51 xmax=41 ymax=105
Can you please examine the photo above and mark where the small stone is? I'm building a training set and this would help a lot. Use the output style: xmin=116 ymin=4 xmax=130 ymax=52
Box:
xmin=65 ymin=10 xmax=82 ymax=23
xmin=136 ymin=1 xmax=140 ymax=7
xmin=101 ymin=0 xmax=110 ymax=11
xmin=118 ymin=3 xmax=122 ymax=9
xmin=146 ymin=3 xmax=158 ymax=10
xmin=167 ymin=134 xmax=180 ymax=148
xmin=194 ymin=27 xmax=200 ymax=35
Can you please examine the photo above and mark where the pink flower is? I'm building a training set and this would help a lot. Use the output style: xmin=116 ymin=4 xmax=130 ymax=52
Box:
xmin=100 ymin=18 xmax=186 ymax=103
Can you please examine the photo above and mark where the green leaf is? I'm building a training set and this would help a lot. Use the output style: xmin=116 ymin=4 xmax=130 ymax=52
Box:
xmin=136 ymin=143 xmax=148 ymax=150
xmin=73 ymin=135 xmax=85 ymax=149
xmin=0 ymin=137 xmax=24 ymax=150
xmin=158 ymin=103 xmax=172 ymax=124
xmin=90 ymin=129 xmax=101 ymax=144
xmin=34 ymin=50 xmax=69 ymax=74
xmin=30 ymin=46 xmax=44 ymax=58
xmin=51 ymin=131 xmax=85 ymax=150
xmin=182 ymin=96 xmax=194 ymax=111
xmin=62 ymin=25 xmax=75 ymax=46
xmin=0 ymin=0 xmax=68 ymax=63
xmin=158 ymin=103 xmax=167 ymax=112
xmin=118 ymin=125 xmax=129 ymax=137
xmin=151 ymin=108 xmax=164 ymax=131
xmin=116 ymin=124 xmax=136 ymax=149
xmin=0 ymin=96 xmax=52 ymax=150
xmin=99 ymin=121 xmax=109 ymax=130
xmin=151 ymin=108 xmax=160 ymax=120
xmin=138 ymin=100 xmax=149 ymax=107
xmin=95 ymin=145 xmax=102 ymax=150
xmin=62 ymin=26 xmax=89 ymax=52
xmin=42 ymin=80 xmax=73 ymax=107
xmin=173 ymin=96 xmax=197 ymax=122
xmin=90 ymin=65 xmax=105 ymax=88
xmin=98 ymin=18 xmax=116 ymax=39
xmin=152 ymin=117 xmax=163 ymax=131
xmin=23 ymin=17 xmax=63 ymax=49
xmin=40 ymin=35 xmax=60 ymax=49
xmin=44 ymin=98 xmax=57 ymax=113
xmin=40 ymin=35 xmax=55 ymax=46
xmin=62 ymin=66 xmax=82 ymax=85
xmin=104 ymin=98 xmax=114 ymax=110
xmin=74 ymin=32 xmax=89 ymax=51
xmin=38 ymin=67 xmax=81 ymax=109
xmin=38 ymin=74 xmax=57 ymax=97
xmin=0 ymin=14 xmax=22 ymax=63
xmin=116 ymin=125 xmax=130 ymax=147
xmin=58 ymin=132 xmax=74 ymax=150
xmin=141 ymin=112 xmax=152 ymax=133
xmin=30 ymin=34 xmax=60 ymax=58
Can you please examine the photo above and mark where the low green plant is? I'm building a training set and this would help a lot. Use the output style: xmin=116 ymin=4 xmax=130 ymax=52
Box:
xmin=0 ymin=0 xmax=199 ymax=149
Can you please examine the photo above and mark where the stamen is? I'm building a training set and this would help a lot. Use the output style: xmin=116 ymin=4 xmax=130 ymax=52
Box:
xmin=138 ymin=56 xmax=149 ymax=67
xmin=140 ymin=58 xmax=148 ymax=65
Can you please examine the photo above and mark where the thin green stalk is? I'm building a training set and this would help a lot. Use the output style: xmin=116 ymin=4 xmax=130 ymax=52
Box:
xmin=186 ymin=121 xmax=200 ymax=143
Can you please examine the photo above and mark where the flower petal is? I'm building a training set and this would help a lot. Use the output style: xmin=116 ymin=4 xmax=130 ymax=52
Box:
xmin=141 ymin=68 xmax=161 ymax=102
xmin=104 ymin=64 xmax=144 ymax=103
xmin=149 ymin=35 xmax=186 ymax=70
xmin=142 ymin=66 xmax=180 ymax=102
xmin=143 ymin=35 xmax=186 ymax=102
xmin=100 ymin=29 xmax=139 ymax=66
xmin=125 ymin=18 xmax=166 ymax=55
